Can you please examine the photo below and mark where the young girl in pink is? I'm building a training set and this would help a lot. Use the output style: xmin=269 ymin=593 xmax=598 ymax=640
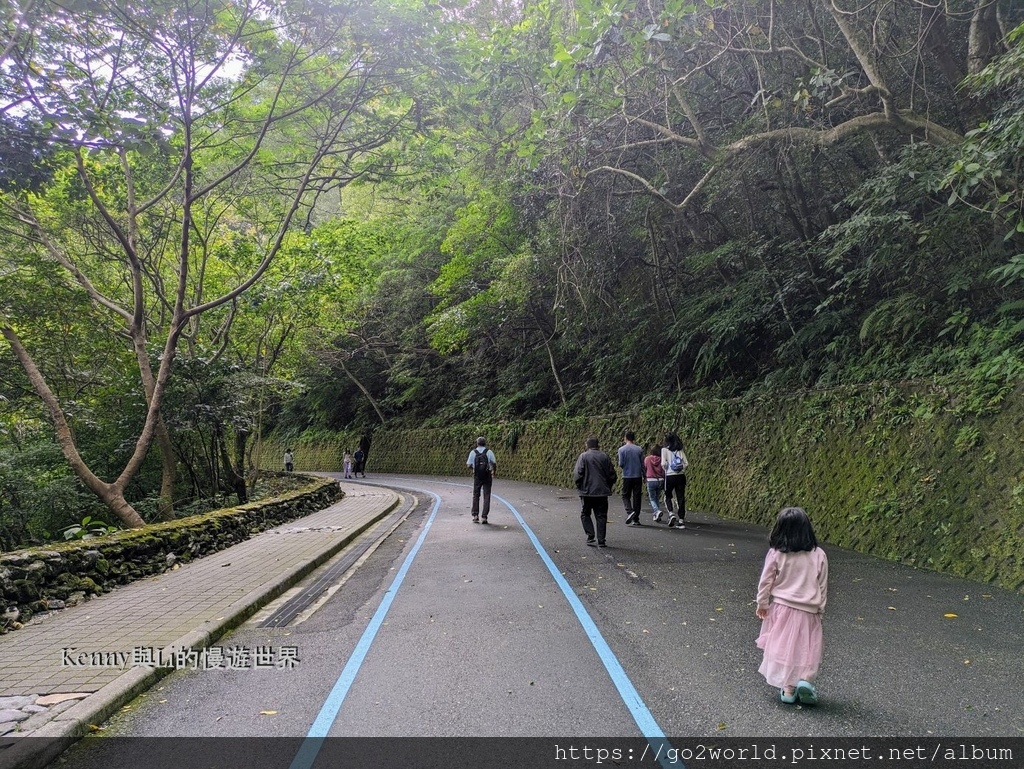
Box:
xmin=755 ymin=507 xmax=828 ymax=705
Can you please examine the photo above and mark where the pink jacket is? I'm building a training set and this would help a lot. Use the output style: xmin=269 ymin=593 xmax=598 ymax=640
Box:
xmin=644 ymin=454 xmax=664 ymax=480
xmin=756 ymin=547 xmax=828 ymax=615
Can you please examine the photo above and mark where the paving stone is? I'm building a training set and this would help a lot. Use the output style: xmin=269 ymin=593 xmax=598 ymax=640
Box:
xmin=0 ymin=709 xmax=31 ymax=724
xmin=48 ymin=699 xmax=84 ymax=717
xmin=34 ymin=693 xmax=89 ymax=706
xmin=0 ymin=696 xmax=36 ymax=710
xmin=17 ymin=708 xmax=59 ymax=732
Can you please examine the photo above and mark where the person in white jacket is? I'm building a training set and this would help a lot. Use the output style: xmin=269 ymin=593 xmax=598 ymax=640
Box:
xmin=660 ymin=432 xmax=688 ymax=528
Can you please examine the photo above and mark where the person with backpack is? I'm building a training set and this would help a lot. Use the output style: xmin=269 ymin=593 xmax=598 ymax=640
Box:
xmin=661 ymin=431 xmax=689 ymax=528
xmin=466 ymin=436 xmax=497 ymax=524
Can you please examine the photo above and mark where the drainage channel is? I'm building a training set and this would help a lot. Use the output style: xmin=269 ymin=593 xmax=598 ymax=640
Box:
xmin=258 ymin=492 xmax=420 ymax=628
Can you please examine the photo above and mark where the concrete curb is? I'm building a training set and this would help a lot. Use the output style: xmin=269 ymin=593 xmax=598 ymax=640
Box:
xmin=0 ymin=493 xmax=402 ymax=769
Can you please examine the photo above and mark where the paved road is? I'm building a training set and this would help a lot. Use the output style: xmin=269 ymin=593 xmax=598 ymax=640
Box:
xmin=55 ymin=472 xmax=1021 ymax=761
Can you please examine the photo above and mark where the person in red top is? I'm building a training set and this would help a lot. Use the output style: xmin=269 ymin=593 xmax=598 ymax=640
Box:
xmin=755 ymin=507 xmax=829 ymax=706
xmin=643 ymin=444 xmax=665 ymax=522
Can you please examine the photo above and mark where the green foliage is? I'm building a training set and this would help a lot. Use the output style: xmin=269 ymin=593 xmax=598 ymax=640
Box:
xmin=947 ymin=22 xmax=1024 ymax=241
xmin=62 ymin=516 xmax=118 ymax=541
xmin=0 ymin=115 xmax=57 ymax=192
xmin=0 ymin=438 xmax=99 ymax=550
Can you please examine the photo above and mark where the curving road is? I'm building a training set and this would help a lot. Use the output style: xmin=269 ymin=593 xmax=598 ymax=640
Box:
xmin=63 ymin=472 xmax=1023 ymax=763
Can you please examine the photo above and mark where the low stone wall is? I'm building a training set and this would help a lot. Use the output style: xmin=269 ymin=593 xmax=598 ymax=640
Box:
xmin=0 ymin=475 xmax=343 ymax=633
xmin=258 ymin=383 xmax=1024 ymax=593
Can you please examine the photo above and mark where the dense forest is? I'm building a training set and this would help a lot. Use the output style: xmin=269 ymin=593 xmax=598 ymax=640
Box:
xmin=1 ymin=0 xmax=1023 ymax=547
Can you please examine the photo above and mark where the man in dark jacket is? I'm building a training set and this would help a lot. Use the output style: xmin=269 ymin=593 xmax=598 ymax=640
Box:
xmin=573 ymin=435 xmax=617 ymax=548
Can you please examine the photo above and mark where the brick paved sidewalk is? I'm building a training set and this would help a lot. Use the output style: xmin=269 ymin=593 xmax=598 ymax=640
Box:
xmin=0 ymin=482 xmax=400 ymax=748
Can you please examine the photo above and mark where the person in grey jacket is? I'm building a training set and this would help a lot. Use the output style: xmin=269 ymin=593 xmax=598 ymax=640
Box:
xmin=617 ymin=430 xmax=645 ymax=526
xmin=573 ymin=435 xmax=617 ymax=548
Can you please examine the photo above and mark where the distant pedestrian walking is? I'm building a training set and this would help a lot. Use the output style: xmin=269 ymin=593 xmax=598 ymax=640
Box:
xmin=466 ymin=437 xmax=497 ymax=523
xmin=755 ymin=507 xmax=828 ymax=706
xmin=661 ymin=432 xmax=688 ymax=528
xmin=353 ymin=447 xmax=366 ymax=478
xmin=343 ymin=450 xmax=353 ymax=479
xmin=617 ymin=430 xmax=645 ymax=526
xmin=573 ymin=435 xmax=617 ymax=548
xmin=283 ymin=448 xmax=294 ymax=472
xmin=644 ymin=443 xmax=665 ymax=522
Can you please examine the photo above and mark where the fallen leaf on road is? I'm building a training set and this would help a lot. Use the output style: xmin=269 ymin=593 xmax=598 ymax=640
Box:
xmin=260 ymin=710 xmax=278 ymax=716
xmin=944 ymin=613 xmax=958 ymax=618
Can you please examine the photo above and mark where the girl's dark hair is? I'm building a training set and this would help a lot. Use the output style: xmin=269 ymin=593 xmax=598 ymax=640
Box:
xmin=663 ymin=432 xmax=682 ymax=452
xmin=769 ymin=507 xmax=818 ymax=552
xmin=649 ymin=443 xmax=662 ymax=456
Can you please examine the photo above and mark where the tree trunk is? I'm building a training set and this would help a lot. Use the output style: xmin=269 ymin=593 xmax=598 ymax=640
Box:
xmin=133 ymin=332 xmax=177 ymax=520
xmin=968 ymin=0 xmax=1004 ymax=75
xmin=154 ymin=414 xmax=177 ymax=520
xmin=539 ymin=329 xmax=567 ymax=408
xmin=231 ymin=429 xmax=250 ymax=504
xmin=339 ymin=357 xmax=387 ymax=424
xmin=2 ymin=323 xmax=146 ymax=528
xmin=102 ymin=489 xmax=148 ymax=529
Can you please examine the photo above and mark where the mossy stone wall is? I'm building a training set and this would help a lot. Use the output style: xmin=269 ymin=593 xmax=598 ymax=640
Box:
xmin=0 ymin=475 xmax=343 ymax=632
xmin=260 ymin=384 xmax=1024 ymax=592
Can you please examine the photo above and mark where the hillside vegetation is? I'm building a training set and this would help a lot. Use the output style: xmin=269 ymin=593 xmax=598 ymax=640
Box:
xmin=1 ymin=0 xmax=1023 ymax=550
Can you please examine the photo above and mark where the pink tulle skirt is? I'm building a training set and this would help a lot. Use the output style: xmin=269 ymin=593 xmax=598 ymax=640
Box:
xmin=756 ymin=603 xmax=823 ymax=689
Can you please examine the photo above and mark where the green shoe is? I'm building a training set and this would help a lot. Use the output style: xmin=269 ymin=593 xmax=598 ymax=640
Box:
xmin=796 ymin=680 xmax=818 ymax=705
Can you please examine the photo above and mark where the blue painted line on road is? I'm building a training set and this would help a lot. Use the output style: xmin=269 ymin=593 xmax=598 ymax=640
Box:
xmin=493 ymin=492 xmax=680 ymax=769
xmin=289 ymin=491 xmax=441 ymax=769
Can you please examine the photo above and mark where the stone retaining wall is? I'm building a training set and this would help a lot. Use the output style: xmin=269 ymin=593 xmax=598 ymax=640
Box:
xmin=259 ymin=383 xmax=1024 ymax=592
xmin=0 ymin=475 xmax=343 ymax=633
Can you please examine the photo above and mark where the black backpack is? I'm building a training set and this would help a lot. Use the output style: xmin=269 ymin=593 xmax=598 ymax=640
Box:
xmin=473 ymin=447 xmax=491 ymax=477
